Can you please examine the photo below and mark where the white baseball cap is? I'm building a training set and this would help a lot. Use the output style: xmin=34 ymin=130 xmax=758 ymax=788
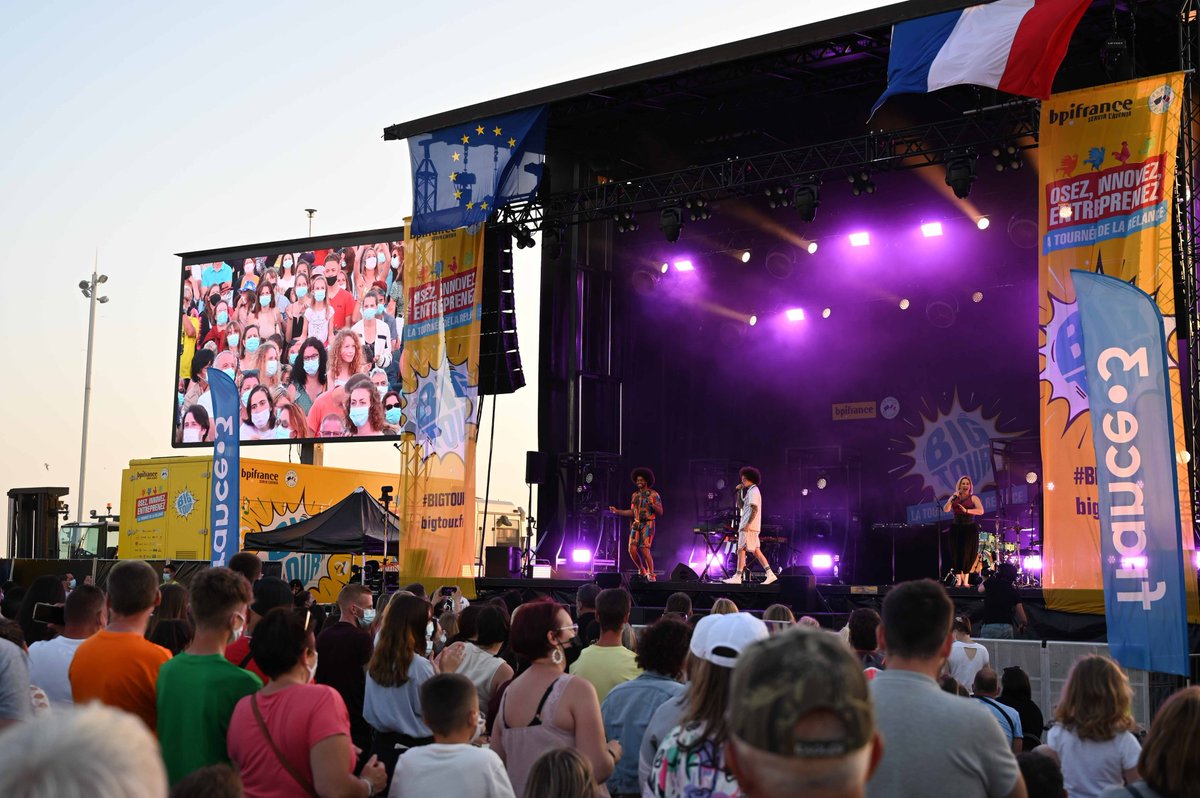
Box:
xmin=692 ymin=612 xmax=769 ymax=668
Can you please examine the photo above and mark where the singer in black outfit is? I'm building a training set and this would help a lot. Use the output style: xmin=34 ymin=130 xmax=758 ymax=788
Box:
xmin=943 ymin=475 xmax=984 ymax=586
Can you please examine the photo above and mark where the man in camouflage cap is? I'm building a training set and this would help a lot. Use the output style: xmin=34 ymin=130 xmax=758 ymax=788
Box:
xmin=725 ymin=626 xmax=883 ymax=797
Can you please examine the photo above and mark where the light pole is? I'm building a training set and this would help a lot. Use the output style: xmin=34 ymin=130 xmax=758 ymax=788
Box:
xmin=77 ymin=260 xmax=109 ymax=525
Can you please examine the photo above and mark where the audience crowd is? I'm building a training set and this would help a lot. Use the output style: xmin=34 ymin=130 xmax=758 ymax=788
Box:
xmin=0 ymin=560 xmax=1198 ymax=798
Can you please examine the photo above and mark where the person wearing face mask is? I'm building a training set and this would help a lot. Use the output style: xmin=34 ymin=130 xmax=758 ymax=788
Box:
xmin=224 ymin=577 xmax=294 ymax=683
xmin=255 ymin=284 xmax=281 ymax=338
xmin=230 ymin=607 xmax=389 ymax=798
xmin=155 ymin=567 xmax=260 ymax=786
xmin=201 ymin=300 xmax=235 ymax=352
xmin=238 ymin=371 xmax=261 ymax=426
xmin=180 ymin=282 xmax=201 ymax=384
xmin=344 ymin=374 xmax=395 ymax=437
xmin=324 ymin=254 xmax=360 ymax=330
xmin=368 ymin=367 xmax=389 ymax=399
xmin=382 ymin=391 xmax=403 ymax=430
xmin=239 ymin=322 xmax=262 ymax=373
xmin=352 ymin=290 xmax=393 ymax=369
xmin=355 ymin=244 xmax=384 ymax=302
xmin=289 ymin=337 xmax=328 ymax=415
xmin=491 ymin=598 xmax=621 ymax=798
xmin=286 ymin=273 xmax=310 ymax=340
xmin=301 ymin=274 xmax=335 ymax=348
xmin=385 ymin=246 xmax=405 ymax=317
xmin=239 ymin=385 xmax=277 ymax=441
xmin=316 ymin=584 xmax=376 ymax=762
xmin=364 ymin=594 xmax=438 ymax=782
xmin=273 ymin=399 xmax=311 ymax=440
xmin=239 ymin=257 xmax=261 ymax=294
xmin=255 ymin=340 xmax=284 ymax=392
xmin=328 ymin=328 xmax=367 ymax=388
xmin=277 ymin=253 xmax=297 ymax=292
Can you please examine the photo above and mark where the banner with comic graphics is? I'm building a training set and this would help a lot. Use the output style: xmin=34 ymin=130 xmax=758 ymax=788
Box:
xmin=395 ymin=225 xmax=484 ymax=582
xmin=1038 ymin=73 xmax=1198 ymax=617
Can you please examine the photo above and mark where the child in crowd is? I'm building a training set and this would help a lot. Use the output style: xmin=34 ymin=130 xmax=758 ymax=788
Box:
xmin=388 ymin=673 xmax=515 ymax=798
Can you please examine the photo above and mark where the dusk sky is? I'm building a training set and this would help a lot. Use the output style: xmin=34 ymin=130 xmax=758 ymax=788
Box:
xmin=0 ymin=1 xmax=903 ymax=552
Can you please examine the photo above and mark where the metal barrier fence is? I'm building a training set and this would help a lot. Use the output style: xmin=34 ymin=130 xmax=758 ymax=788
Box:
xmin=978 ymin=638 xmax=1197 ymax=728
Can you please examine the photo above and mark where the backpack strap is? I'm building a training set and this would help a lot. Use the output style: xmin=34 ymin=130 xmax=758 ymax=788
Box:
xmin=251 ymin=694 xmax=320 ymax=798
xmin=974 ymin=695 xmax=1017 ymax=741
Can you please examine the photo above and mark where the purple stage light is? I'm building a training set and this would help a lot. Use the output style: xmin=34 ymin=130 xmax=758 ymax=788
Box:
xmin=748 ymin=315 xmax=758 ymax=327
xmin=1194 ymin=550 xmax=1200 ymax=570
xmin=977 ymin=216 xmax=991 ymax=230
xmin=1120 ymin=555 xmax=1148 ymax=570
xmin=785 ymin=308 xmax=805 ymax=322
xmin=806 ymin=241 xmax=819 ymax=254
xmin=1022 ymin=554 xmax=1043 ymax=571
xmin=571 ymin=548 xmax=592 ymax=564
xmin=920 ymin=222 xmax=943 ymax=238
xmin=659 ymin=262 xmax=670 ymax=274
xmin=811 ymin=553 xmax=834 ymax=570
xmin=673 ymin=259 xmax=694 ymax=272
xmin=848 ymin=231 xmax=870 ymax=247
xmin=821 ymin=307 xmax=831 ymax=319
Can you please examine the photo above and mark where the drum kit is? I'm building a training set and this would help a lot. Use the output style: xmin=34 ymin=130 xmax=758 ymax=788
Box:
xmin=974 ymin=519 xmax=1041 ymax=587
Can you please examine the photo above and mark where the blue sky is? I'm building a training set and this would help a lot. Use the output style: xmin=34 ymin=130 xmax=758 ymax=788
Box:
xmin=0 ymin=0 xmax=902 ymax=551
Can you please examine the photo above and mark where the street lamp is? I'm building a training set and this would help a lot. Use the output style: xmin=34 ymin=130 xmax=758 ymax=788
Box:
xmin=77 ymin=260 xmax=109 ymax=525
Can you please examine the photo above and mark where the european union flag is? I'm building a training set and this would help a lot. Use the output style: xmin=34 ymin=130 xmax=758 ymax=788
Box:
xmin=408 ymin=106 xmax=547 ymax=236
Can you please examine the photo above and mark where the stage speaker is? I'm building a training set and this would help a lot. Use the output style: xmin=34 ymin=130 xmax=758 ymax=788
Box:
xmin=525 ymin=451 xmax=548 ymax=485
xmin=485 ymin=546 xmax=521 ymax=578
xmin=777 ymin=566 xmax=817 ymax=613
xmin=670 ymin=563 xmax=700 ymax=582
xmin=595 ymin=572 xmax=625 ymax=590
xmin=261 ymin=560 xmax=283 ymax=579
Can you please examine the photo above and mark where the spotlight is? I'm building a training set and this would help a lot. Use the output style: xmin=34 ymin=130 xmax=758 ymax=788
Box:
xmin=944 ymin=152 xmax=977 ymax=199
xmin=920 ymin=222 xmax=943 ymax=238
xmin=792 ymin=179 xmax=820 ymax=222
xmin=785 ymin=308 xmax=805 ymax=322
xmin=513 ymin=225 xmax=537 ymax=249
xmin=801 ymin=488 xmax=809 ymax=496
xmin=972 ymin=291 xmax=984 ymax=303
xmin=1047 ymin=481 xmax=1055 ymax=491
xmin=1025 ymin=471 xmax=1038 ymax=484
xmin=899 ymin=298 xmax=910 ymax=310
xmin=660 ymin=262 xmax=670 ymax=274
xmin=849 ymin=171 xmax=875 ymax=196
xmin=822 ymin=307 xmax=831 ymax=319
xmin=673 ymin=259 xmax=694 ymax=272
xmin=811 ymin=553 xmax=834 ymax=570
xmin=1179 ymin=450 xmax=1193 ymax=464
xmin=806 ymin=241 xmax=819 ymax=255
xmin=659 ymin=207 xmax=684 ymax=243
xmin=976 ymin=216 xmax=991 ymax=230
xmin=748 ymin=314 xmax=758 ymax=327
xmin=740 ymin=250 xmax=751 ymax=263
xmin=96 ymin=274 xmax=108 ymax=284
xmin=848 ymin=231 xmax=870 ymax=247
xmin=765 ymin=184 xmax=791 ymax=209
xmin=571 ymin=548 xmax=592 ymax=564
xmin=1022 ymin=554 xmax=1043 ymax=571
xmin=614 ymin=211 xmax=639 ymax=234
xmin=685 ymin=197 xmax=712 ymax=222
xmin=816 ymin=477 xmax=828 ymax=490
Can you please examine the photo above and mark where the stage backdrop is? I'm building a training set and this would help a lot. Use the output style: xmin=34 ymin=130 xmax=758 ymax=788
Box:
xmin=395 ymin=225 xmax=487 ymax=583
xmin=1038 ymin=72 xmax=1197 ymax=618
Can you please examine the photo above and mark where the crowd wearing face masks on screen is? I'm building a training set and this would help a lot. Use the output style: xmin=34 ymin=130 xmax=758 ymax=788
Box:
xmin=177 ymin=244 xmax=407 ymax=444
xmin=1 ymin=566 xmax=1199 ymax=798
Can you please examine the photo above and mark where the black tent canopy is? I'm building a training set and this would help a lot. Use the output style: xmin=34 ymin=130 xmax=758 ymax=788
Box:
xmin=242 ymin=487 xmax=399 ymax=554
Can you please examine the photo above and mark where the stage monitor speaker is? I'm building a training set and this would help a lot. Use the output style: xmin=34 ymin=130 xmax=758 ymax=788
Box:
xmin=260 ymin=560 xmax=283 ymax=580
xmin=777 ymin=566 xmax=817 ymax=613
xmin=525 ymin=451 xmax=548 ymax=485
xmin=670 ymin=563 xmax=700 ymax=582
xmin=595 ymin=572 xmax=624 ymax=590
xmin=485 ymin=546 xmax=521 ymax=578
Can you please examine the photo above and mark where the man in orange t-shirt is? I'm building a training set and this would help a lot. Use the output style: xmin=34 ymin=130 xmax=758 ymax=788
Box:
xmin=71 ymin=560 xmax=171 ymax=731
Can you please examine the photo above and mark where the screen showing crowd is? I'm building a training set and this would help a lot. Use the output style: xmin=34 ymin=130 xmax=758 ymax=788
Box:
xmin=176 ymin=236 xmax=406 ymax=445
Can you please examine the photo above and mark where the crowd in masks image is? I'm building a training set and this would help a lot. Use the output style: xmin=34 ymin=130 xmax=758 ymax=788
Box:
xmin=1 ymin=567 xmax=1199 ymax=798
xmin=176 ymin=241 xmax=407 ymax=444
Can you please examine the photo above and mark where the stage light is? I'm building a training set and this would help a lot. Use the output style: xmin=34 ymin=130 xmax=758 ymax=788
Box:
xmin=977 ymin=216 xmax=991 ymax=230
xmin=685 ymin=197 xmax=712 ymax=222
xmin=1025 ymin=471 xmax=1038 ymax=484
xmin=513 ymin=225 xmax=537 ymax=249
xmin=792 ymin=179 xmax=820 ymax=222
xmin=811 ymin=553 xmax=834 ymax=570
xmin=1120 ymin=556 xmax=1148 ymax=570
xmin=848 ymin=231 xmax=870 ymax=247
xmin=747 ymin=315 xmax=758 ymax=327
xmin=673 ymin=259 xmax=694 ymax=272
xmin=972 ymin=291 xmax=984 ymax=303
xmin=1194 ymin=550 xmax=1200 ymax=570
xmin=785 ymin=308 xmax=805 ymax=322
xmin=899 ymin=298 xmax=910 ymax=310
xmin=920 ymin=222 xmax=943 ymax=238
xmin=801 ymin=488 xmax=809 ymax=496
xmin=570 ymin=548 xmax=592 ymax=564
xmin=806 ymin=241 xmax=819 ymax=254
xmin=614 ymin=211 xmax=639 ymax=234
xmin=1047 ymin=481 xmax=1055 ymax=491
xmin=740 ymin=250 xmax=751 ymax=263
xmin=765 ymin=184 xmax=791 ymax=209
xmin=816 ymin=476 xmax=828 ymax=490
xmin=821 ymin=307 xmax=831 ymax=319
xmin=849 ymin=171 xmax=875 ymax=196
xmin=660 ymin=262 xmax=670 ymax=274
xmin=1178 ymin=450 xmax=1192 ymax=464
xmin=659 ymin=207 xmax=684 ymax=243
xmin=944 ymin=152 xmax=977 ymax=199
xmin=1023 ymin=555 xmax=1043 ymax=571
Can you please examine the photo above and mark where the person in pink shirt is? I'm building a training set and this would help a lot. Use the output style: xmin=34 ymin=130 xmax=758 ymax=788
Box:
xmin=227 ymin=608 xmax=386 ymax=798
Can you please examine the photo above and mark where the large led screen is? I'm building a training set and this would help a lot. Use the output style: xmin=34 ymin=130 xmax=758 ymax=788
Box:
xmin=175 ymin=227 xmax=407 ymax=446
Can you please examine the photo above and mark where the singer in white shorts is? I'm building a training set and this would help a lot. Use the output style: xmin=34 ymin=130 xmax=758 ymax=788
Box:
xmin=724 ymin=466 xmax=777 ymax=585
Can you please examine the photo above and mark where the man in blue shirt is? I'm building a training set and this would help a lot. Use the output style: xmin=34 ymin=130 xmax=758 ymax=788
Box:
xmin=201 ymin=261 xmax=233 ymax=292
xmin=600 ymin=617 xmax=691 ymax=797
xmin=973 ymin=667 xmax=1024 ymax=753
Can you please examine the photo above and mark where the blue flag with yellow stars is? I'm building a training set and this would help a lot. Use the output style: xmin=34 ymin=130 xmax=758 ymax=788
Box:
xmin=408 ymin=106 xmax=547 ymax=236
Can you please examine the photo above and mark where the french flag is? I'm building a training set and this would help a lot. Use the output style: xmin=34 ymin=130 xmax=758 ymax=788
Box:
xmin=872 ymin=0 xmax=1092 ymax=116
